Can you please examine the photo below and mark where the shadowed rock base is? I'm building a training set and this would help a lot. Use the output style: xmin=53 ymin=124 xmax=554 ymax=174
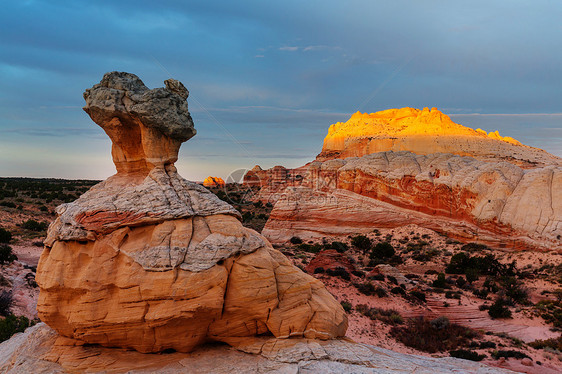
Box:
xmin=0 ymin=323 xmax=514 ymax=374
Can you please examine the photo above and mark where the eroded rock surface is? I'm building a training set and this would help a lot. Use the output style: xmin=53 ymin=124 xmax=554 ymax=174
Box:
xmin=258 ymin=152 xmax=561 ymax=251
xmin=0 ymin=323 xmax=515 ymax=374
xmin=35 ymin=72 xmax=347 ymax=353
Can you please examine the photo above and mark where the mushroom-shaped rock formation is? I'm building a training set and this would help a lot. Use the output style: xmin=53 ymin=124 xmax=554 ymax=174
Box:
xmin=36 ymin=72 xmax=347 ymax=353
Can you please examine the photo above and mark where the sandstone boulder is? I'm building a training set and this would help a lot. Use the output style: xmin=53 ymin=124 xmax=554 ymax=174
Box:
xmin=36 ymin=72 xmax=347 ymax=353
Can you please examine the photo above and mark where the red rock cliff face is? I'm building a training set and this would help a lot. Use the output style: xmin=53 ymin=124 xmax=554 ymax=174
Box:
xmin=258 ymin=152 xmax=561 ymax=251
xmin=248 ymin=108 xmax=561 ymax=251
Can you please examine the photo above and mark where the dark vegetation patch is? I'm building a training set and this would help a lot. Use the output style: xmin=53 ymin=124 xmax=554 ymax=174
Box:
xmin=390 ymin=316 xmax=479 ymax=353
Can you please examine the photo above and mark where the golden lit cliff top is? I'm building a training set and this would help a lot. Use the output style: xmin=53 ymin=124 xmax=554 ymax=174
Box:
xmin=203 ymin=176 xmax=225 ymax=187
xmin=324 ymin=107 xmax=521 ymax=145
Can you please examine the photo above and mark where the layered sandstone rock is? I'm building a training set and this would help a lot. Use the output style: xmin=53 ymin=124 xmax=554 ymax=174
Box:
xmin=35 ymin=72 xmax=347 ymax=354
xmin=317 ymin=108 xmax=561 ymax=168
xmin=261 ymin=152 xmax=561 ymax=251
xmin=202 ymin=176 xmax=225 ymax=187
xmin=0 ymin=323 xmax=514 ymax=374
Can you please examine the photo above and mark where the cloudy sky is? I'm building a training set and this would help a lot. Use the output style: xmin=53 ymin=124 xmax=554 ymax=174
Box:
xmin=1 ymin=0 xmax=561 ymax=181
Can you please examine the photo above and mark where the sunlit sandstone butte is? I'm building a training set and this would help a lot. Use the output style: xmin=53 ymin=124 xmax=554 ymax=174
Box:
xmin=318 ymin=107 xmax=560 ymax=168
xmin=246 ymin=108 xmax=561 ymax=251
xmin=35 ymin=72 xmax=347 ymax=353
xmin=202 ymin=176 xmax=225 ymax=187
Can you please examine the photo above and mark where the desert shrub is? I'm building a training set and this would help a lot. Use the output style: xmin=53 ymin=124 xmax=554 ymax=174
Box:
xmin=488 ymin=298 xmax=512 ymax=319
xmin=0 ymin=244 xmax=17 ymax=265
xmin=355 ymin=282 xmax=374 ymax=296
xmin=534 ymin=300 xmax=562 ymax=327
xmin=327 ymin=241 xmax=349 ymax=253
xmin=351 ymin=270 xmax=365 ymax=278
xmin=425 ymin=269 xmax=439 ymax=275
xmin=370 ymin=242 xmax=395 ymax=259
xmin=21 ymin=219 xmax=48 ymax=232
xmin=479 ymin=341 xmax=497 ymax=349
xmin=0 ymin=314 xmax=31 ymax=343
xmin=340 ymin=301 xmax=353 ymax=313
xmin=360 ymin=307 xmax=403 ymax=325
xmin=374 ymin=286 xmax=388 ymax=298
xmin=432 ymin=273 xmax=448 ymax=288
xmin=390 ymin=317 xmax=478 ymax=353
xmin=491 ymin=350 xmax=531 ymax=360
xmin=409 ymin=290 xmax=426 ymax=302
xmin=0 ymin=291 xmax=12 ymax=316
xmin=25 ymin=273 xmax=37 ymax=288
xmin=297 ymin=243 xmax=322 ymax=253
xmin=455 ymin=276 xmax=467 ymax=288
xmin=326 ymin=267 xmax=351 ymax=281
xmin=450 ymin=349 xmax=486 ymax=361
xmin=0 ymin=201 xmax=16 ymax=208
xmin=384 ymin=276 xmax=396 ymax=286
xmin=460 ymin=242 xmax=490 ymax=252
xmin=0 ymin=228 xmax=11 ymax=244
xmin=446 ymin=252 xmax=515 ymax=279
xmin=445 ymin=291 xmax=461 ymax=300
xmin=290 ymin=236 xmax=302 ymax=245
xmin=313 ymin=267 xmax=325 ymax=274
xmin=351 ymin=235 xmax=371 ymax=251
xmin=369 ymin=273 xmax=385 ymax=281
xmin=501 ymin=276 xmax=529 ymax=304
xmin=430 ymin=316 xmax=450 ymax=330
xmin=478 ymin=304 xmax=489 ymax=311
xmin=529 ymin=336 xmax=562 ymax=351
xmin=391 ymin=286 xmax=405 ymax=295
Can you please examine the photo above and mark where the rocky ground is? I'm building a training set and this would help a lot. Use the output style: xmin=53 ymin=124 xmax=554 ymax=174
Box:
xmin=276 ymin=224 xmax=562 ymax=373
xmin=1 ymin=179 xmax=561 ymax=373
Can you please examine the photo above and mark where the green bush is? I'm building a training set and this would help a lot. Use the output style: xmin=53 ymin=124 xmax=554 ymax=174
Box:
xmin=0 ymin=244 xmax=17 ymax=265
xmin=327 ymin=241 xmax=349 ymax=253
xmin=370 ymin=242 xmax=395 ymax=259
xmin=340 ymin=301 xmax=353 ymax=313
xmin=432 ymin=273 xmax=448 ymax=288
xmin=22 ymin=219 xmax=48 ymax=232
xmin=0 ymin=291 xmax=12 ymax=316
xmin=0 ymin=314 xmax=31 ymax=342
xmin=0 ymin=228 xmax=11 ymax=244
xmin=358 ymin=307 xmax=403 ymax=325
xmin=297 ymin=243 xmax=322 ymax=253
xmin=351 ymin=235 xmax=371 ymax=251
xmin=290 ymin=236 xmax=302 ymax=245
xmin=326 ymin=267 xmax=351 ymax=281
xmin=488 ymin=298 xmax=512 ymax=319
xmin=450 ymin=349 xmax=485 ymax=361
xmin=491 ymin=350 xmax=531 ymax=360
xmin=409 ymin=290 xmax=427 ymax=302
xmin=391 ymin=286 xmax=406 ymax=295
xmin=529 ymin=336 xmax=562 ymax=351
xmin=355 ymin=282 xmax=376 ymax=296
xmin=390 ymin=317 xmax=478 ymax=353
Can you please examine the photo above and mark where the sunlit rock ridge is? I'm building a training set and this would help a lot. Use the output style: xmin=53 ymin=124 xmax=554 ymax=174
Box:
xmin=318 ymin=107 xmax=560 ymax=168
xmin=245 ymin=107 xmax=561 ymax=251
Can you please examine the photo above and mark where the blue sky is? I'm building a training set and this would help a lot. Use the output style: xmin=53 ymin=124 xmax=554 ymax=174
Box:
xmin=1 ymin=0 xmax=561 ymax=181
